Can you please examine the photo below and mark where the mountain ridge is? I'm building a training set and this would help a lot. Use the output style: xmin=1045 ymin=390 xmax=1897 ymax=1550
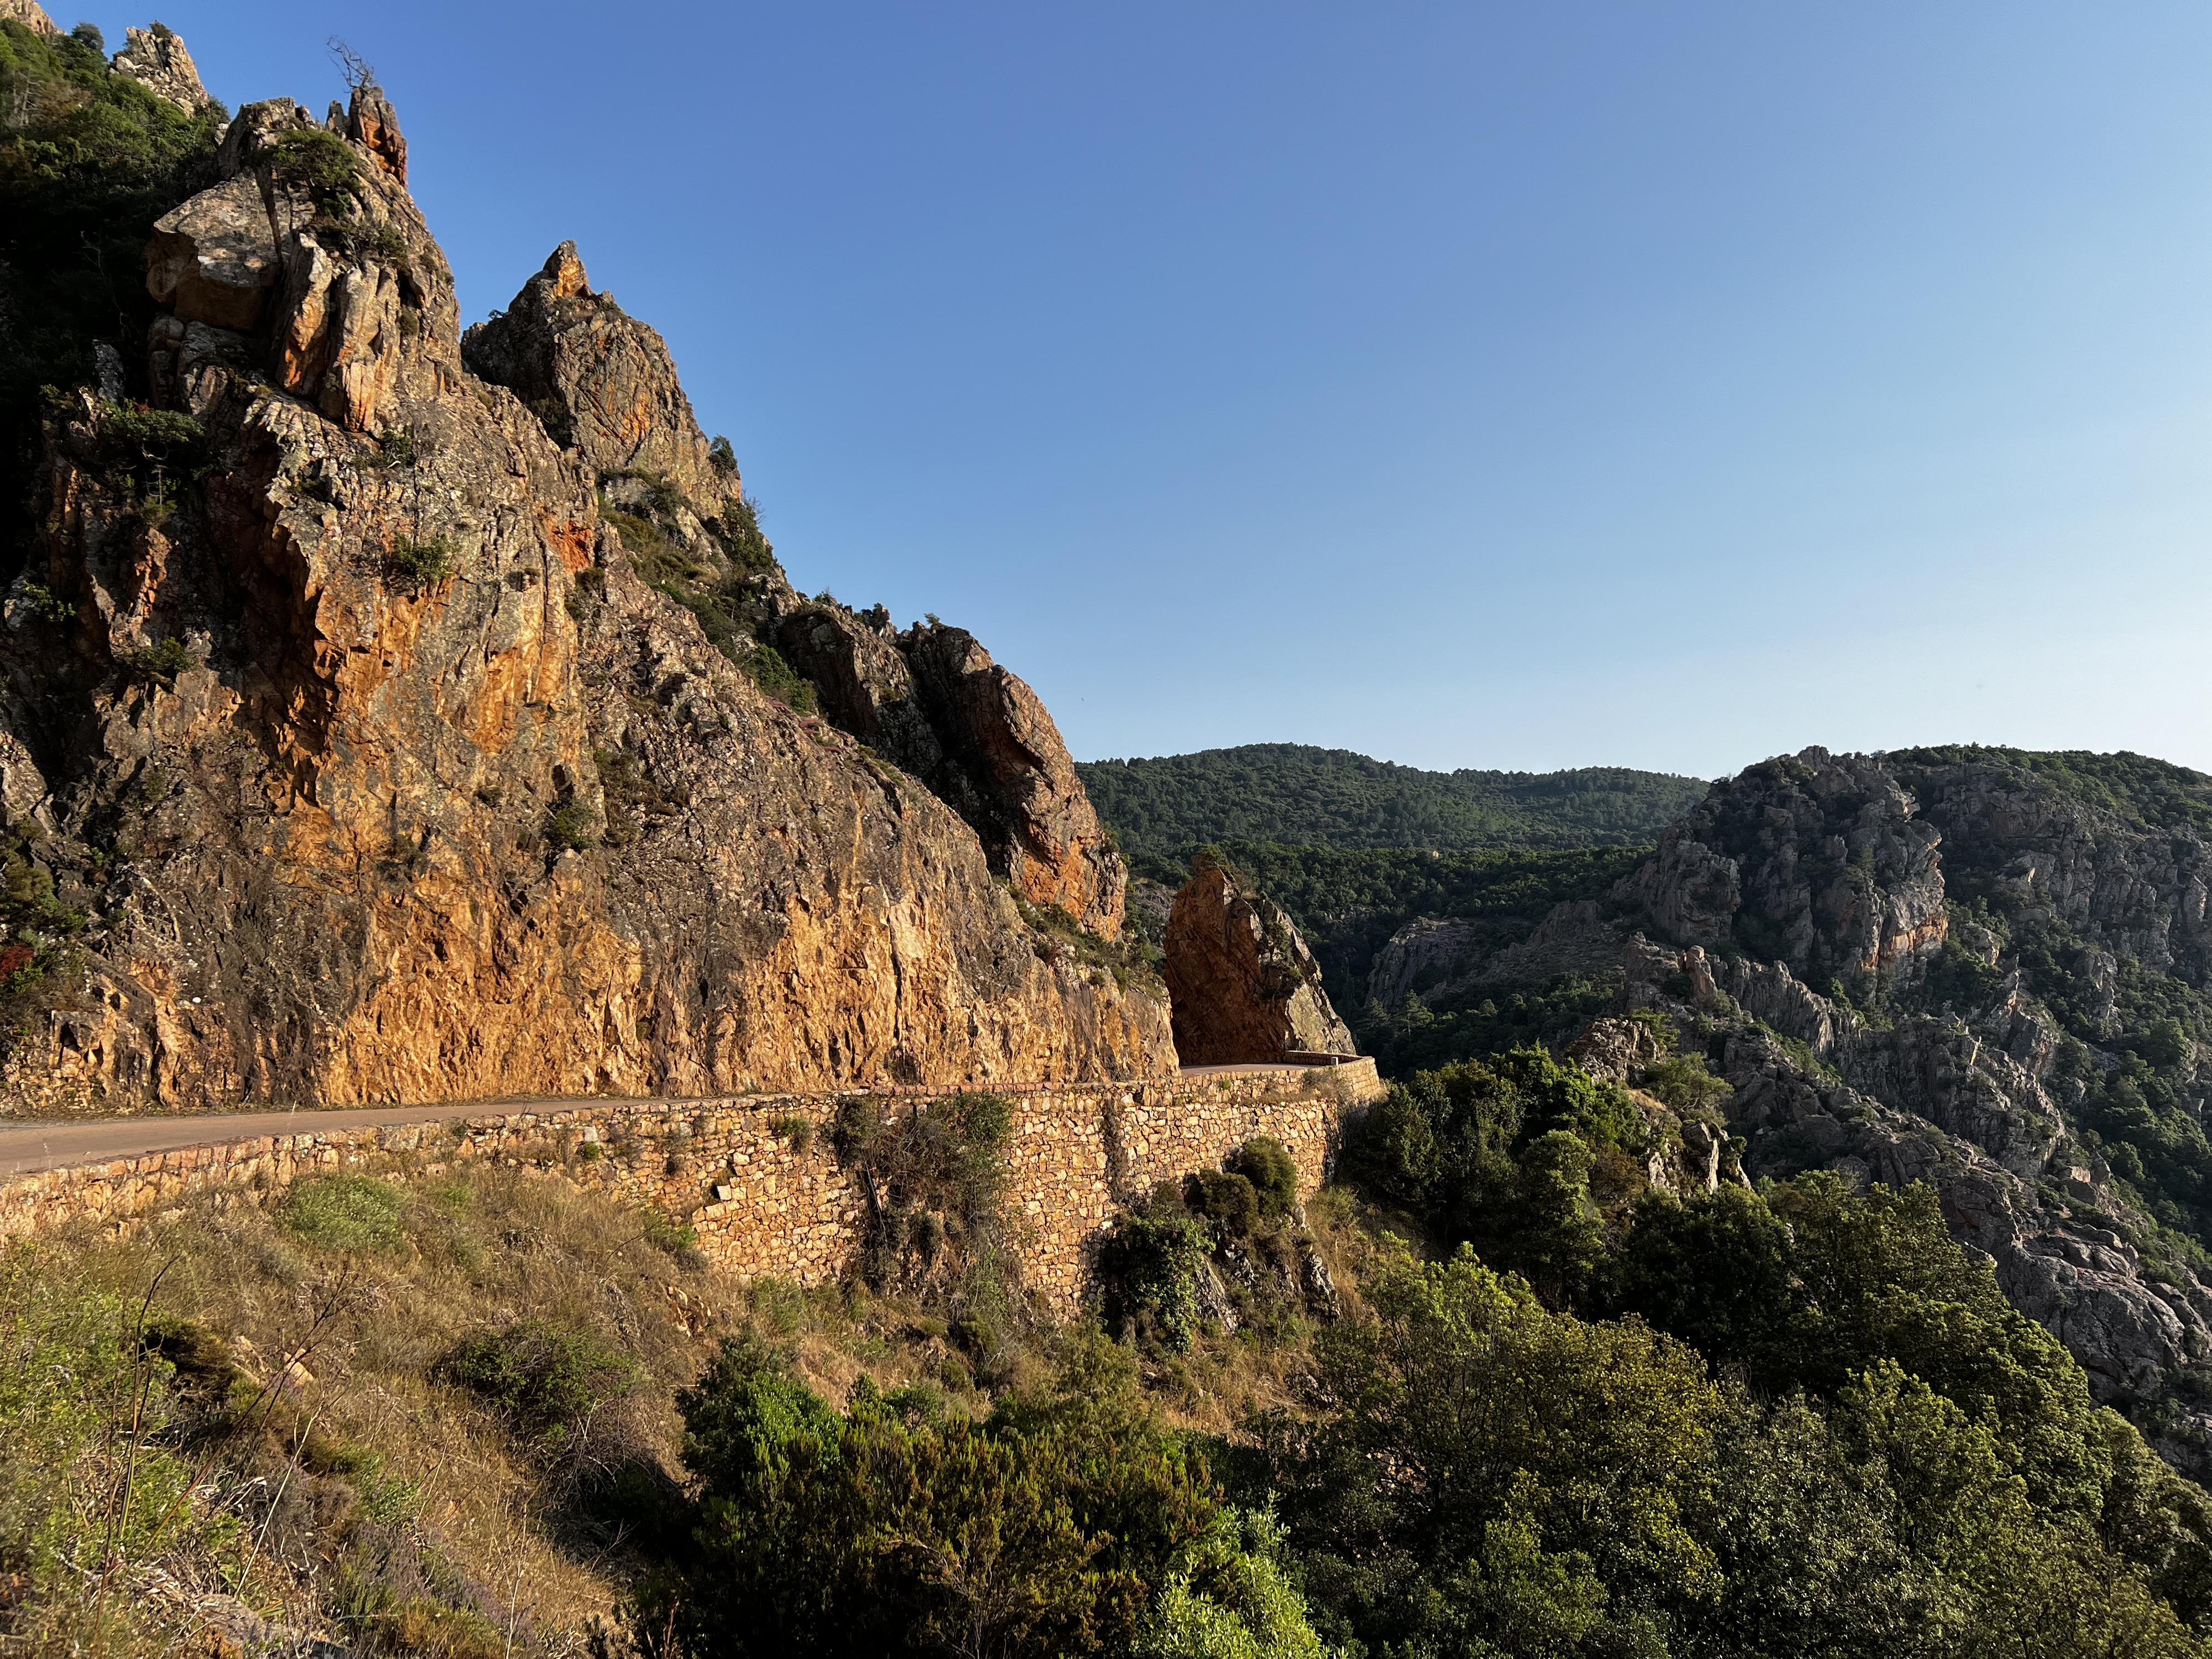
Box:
xmin=1078 ymin=740 xmax=1710 ymax=857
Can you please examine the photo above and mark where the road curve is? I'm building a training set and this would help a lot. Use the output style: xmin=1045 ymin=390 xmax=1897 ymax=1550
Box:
xmin=0 ymin=1063 xmax=1365 ymax=1181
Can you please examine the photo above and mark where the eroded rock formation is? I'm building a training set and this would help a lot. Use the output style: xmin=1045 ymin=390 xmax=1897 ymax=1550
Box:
xmin=777 ymin=604 xmax=1127 ymax=938
xmin=1165 ymin=858 xmax=1355 ymax=1065
xmin=1615 ymin=746 xmax=1948 ymax=983
xmin=1600 ymin=744 xmax=2212 ymax=1475
xmin=0 ymin=54 xmax=1175 ymax=1110
xmin=463 ymin=244 xmax=733 ymax=509
xmin=109 ymin=24 xmax=211 ymax=113
xmin=0 ymin=0 xmax=56 ymax=38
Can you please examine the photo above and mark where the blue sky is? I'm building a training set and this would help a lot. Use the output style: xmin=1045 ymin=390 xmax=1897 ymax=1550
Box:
xmin=98 ymin=2 xmax=2212 ymax=778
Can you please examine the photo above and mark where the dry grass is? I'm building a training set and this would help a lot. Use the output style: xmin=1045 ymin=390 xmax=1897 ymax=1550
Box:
xmin=1 ymin=1150 xmax=1374 ymax=1657
xmin=2 ymin=1161 xmax=733 ymax=1657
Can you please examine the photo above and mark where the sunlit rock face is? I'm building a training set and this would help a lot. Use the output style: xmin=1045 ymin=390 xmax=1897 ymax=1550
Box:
xmin=4 ymin=63 xmax=1173 ymax=1110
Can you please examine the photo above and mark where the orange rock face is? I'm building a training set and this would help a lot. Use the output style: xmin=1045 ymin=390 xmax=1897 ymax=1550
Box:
xmin=2 ymin=83 xmax=1171 ymax=1111
xmin=778 ymin=615 xmax=1128 ymax=941
xmin=1163 ymin=862 xmax=1355 ymax=1066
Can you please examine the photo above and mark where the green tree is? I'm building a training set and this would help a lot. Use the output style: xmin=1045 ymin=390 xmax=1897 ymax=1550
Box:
xmin=660 ymin=1337 xmax=1324 ymax=1659
xmin=1261 ymin=1244 xmax=1724 ymax=1656
xmin=1504 ymin=1129 xmax=1605 ymax=1306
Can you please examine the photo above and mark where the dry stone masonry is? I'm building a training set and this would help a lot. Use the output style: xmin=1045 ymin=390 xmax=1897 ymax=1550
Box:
xmin=0 ymin=1062 xmax=1382 ymax=1308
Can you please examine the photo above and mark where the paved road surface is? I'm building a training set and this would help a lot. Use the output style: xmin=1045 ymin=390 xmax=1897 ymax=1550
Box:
xmin=0 ymin=1063 xmax=1357 ymax=1181
xmin=0 ymin=1103 xmax=489 ymax=1178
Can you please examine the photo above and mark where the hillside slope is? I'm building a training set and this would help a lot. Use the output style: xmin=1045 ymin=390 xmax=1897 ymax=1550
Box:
xmin=1587 ymin=744 xmax=2212 ymax=1465
xmin=1078 ymin=743 xmax=1709 ymax=857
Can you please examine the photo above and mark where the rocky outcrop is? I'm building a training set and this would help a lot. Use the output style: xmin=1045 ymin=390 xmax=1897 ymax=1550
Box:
xmin=143 ymin=90 xmax=460 ymax=435
xmin=1599 ymin=749 xmax=2212 ymax=1472
xmin=462 ymin=243 xmax=736 ymax=509
xmin=1593 ymin=930 xmax=2212 ymax=1473
xmin=1895 ymin=752 xmax=2212 ymax=986
xmin=1618 ymin=747 xmax=1947 ymax=985
xmin=1364 ymin=914 xmax=1488 ymax=1009
xmin=1366 ymin=898 xmax=1620 ymax=1009
xmin=776 ymin=605 xmax=1128 ymax=938
xmin=0 ymin=53 xmax=1175 ymax=1111
xmin=109 ymin=24 xmax=211 ymax=113
xmin=1166 ymin=859 xmax=1355 ymax=1065
xmin=900 ymin=622 xmax=1125 ymax=938
xmin=0 ymin=0 xmax=56 ymax=37
xmin=775 ymin=602 xmax=941 ymax=768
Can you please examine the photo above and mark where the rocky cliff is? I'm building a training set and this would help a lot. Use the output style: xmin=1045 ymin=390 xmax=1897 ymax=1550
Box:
xmin=0 ymin=36 xmax=1175 ymax=1111
xmin=1165 ymin=855 xmax=1355 ymax=1065
xmin=1609 ymin=745 xmax=2212 ymax=1473
xmin=776 ymin=601 xmax=1126 ymax=938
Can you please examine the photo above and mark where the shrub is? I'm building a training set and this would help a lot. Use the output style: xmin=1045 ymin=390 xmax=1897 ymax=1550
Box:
xmin=603 ymin=508 xmax=662 ymax=560
xmin=282 ymin=1173 xmax=407 ymax=1251
xmin=1099 ymin=1213 xmax=1211 ymax=1351
xmin=439 ymin=1319 xmax=639 ymax=1451
xmin=710 ymin=492 xmax=776 ymax=573
xmin=831 ymin=1092 xmax=1014 ymax=1291
xmin=1339 ymin=1083 xmax=1438 ymax=1208
xmin=768 ymin=1114 xmax=814 ymax=1155
xmin=385 ymin=534 xmax=456 ymax=589
xmin=1639 ymin=1051 xmax=1732 ymax=1117
xmin=744 ymin=641 xmax=817 ymax=715
xmin=363 ymin=425 xmax=415 ymax=468
xmin=362 ymin=221 xmax=406 ymax=263
xmin=659 ymin=1337 xmax=1303 ymax=1659
xmin=1239 ymin=1135 xmax=1299 ymax=1214
xmin=638 ymin=1206 xmax=697 ymax=1255
xmin=17 ymin=582 xmax=74 ymax=624
xmin=546 ymin=804 xmax=598 ymax=852
xmin=1188 ymin=1168 xmax=1260 ymax=1236
xmin=100 ymin=403 xmax=201 ymax=453
xmin=265 ymin=126 xmax=361 ymax=213
xmin=119 ymin=635 xmax=197 ymax=681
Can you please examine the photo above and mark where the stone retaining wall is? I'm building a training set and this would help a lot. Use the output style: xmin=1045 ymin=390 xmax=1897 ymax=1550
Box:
xmin=0 ymin=1060 xmax=1383 ymax=1308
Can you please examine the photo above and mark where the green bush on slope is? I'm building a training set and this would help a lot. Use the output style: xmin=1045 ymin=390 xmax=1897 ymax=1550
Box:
xmin=0 ymin=19 xmax=225 ymax=580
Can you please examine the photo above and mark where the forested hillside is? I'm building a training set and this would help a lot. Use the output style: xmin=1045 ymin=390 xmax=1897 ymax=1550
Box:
xmin=1079 ymin=744 xmax=1709 ymax=858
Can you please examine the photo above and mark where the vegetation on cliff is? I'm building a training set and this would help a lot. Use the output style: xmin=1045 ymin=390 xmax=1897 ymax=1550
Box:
xmin=1892 ymin=744 xmax=2212 ymax=840
xmin=0 ymin=16 xmax=223 ymax=578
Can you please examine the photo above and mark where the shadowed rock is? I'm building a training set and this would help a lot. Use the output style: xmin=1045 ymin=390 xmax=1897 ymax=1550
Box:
xmin=1165 ymin=857 xmax=1354 ymax=1065
xmin=777 ymin=605 xmax=1129 ymax=940
xmin=1616 ymin=746 xmax=1947 ymax=984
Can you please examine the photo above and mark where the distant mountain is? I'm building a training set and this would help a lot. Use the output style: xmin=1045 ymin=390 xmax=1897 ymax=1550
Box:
xmin=1076 ymin=743 xmax=1711 ymax=858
